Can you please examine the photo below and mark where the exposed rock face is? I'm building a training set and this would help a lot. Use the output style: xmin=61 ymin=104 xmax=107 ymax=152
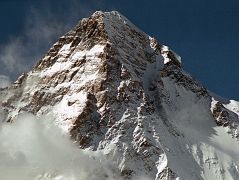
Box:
xmin=211 ymin=98 xmax=239 ymax=138
xmin=212 ymin=101 xmax=230 ymax=127
xmin=1 ymin=11 xmax=239 ymax=180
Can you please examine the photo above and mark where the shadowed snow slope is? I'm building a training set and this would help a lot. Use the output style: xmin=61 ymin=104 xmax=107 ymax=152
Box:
xmin=0 ymin=11 xmax=239 ymax=180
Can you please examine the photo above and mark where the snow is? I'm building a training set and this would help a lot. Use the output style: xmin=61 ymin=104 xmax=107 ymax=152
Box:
xmin=211 ymin=97 xmax=219 ymax=112
xmin=86 ymin=44 xmax=105 ymax=57
xmin=72 ymin=44 xmax=105 ymax=60
xmin=41 ymin=61 xmax=72 ymax=77
xmin=71 ymin=51 xmax=85 ymax=60
xmin=142 ymin=49 xmax=164 ymax=92
xmin=161 ymin=45 xmax=172 ymax=64
xmin=171 ymin=50 xmax=182 ymax=64
xmin=102 ymin=11 xmax=147 ymax=37
xmin=156 ymin=154 xmax=168 ymax=175
xmin=41 ymin=44 xmax=105 ymax=78
xmin=37 ymin=42 xmax=106 ymax=133
xmin=211 ymin=97 xmax=239 ymax=124
xmin=78 ymin=71 xmax=99 ymax=87
xmin=224 ymin=100 xmax=239 ymax=117
xmin=58 ymin=43 xmax=72 ymax=56
xmin=54 ymin=91 xmax=87 ymax=133
xmin=159 ymin=77 xmax=239 ymax=179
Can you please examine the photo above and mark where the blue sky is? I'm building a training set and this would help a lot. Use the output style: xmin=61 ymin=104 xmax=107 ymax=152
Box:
xmin=0 ymin=0 xmax=238 ymax=100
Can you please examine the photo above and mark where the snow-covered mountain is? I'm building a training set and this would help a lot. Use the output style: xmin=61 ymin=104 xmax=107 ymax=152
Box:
xmin=0 ymin=11 xmax=239 ymax=180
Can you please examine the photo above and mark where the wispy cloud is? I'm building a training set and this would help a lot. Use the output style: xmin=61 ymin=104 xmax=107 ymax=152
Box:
xmin=0 ymin=113 xmax=121 ymax=180
xmin=0 ymin=75 xmax=11 ymax=88
xmin=0 ymin=1 xmax=100 ymax=81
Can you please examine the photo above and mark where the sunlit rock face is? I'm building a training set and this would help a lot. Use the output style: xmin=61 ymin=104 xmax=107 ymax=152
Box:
xmin=1 ymin=11 xmax=239 ymax=180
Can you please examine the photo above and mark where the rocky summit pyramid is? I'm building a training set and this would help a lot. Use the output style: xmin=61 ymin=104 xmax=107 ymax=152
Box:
xmin=1 ymin=11 xmax=239 ymax=180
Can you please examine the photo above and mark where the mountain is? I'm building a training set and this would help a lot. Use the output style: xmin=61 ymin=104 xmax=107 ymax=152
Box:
xmin=0 ymin=11 xmax=239 ymax=180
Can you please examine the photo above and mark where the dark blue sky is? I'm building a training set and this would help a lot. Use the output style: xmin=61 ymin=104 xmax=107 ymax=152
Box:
xmin=0 ymin=0 xmax=238 ymax=100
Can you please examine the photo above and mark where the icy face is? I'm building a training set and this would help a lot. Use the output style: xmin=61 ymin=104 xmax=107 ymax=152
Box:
xmin=0 ymin=11 xmax=239 ymax=180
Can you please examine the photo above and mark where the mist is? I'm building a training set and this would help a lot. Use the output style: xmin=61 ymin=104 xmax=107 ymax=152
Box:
xmin=0 ymin=75 xmax=11 ymax=88
xmin=0 ymin=113 xmax=121 ymax=180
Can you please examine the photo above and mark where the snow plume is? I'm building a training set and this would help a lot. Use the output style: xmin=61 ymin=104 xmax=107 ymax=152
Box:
xmin=0 ymin=113 xmax=121 ymax=180
xmin=0 ymin=1 xmax=99 ymax=80
xmin=0 ymin=75 xmax=11 ymax=88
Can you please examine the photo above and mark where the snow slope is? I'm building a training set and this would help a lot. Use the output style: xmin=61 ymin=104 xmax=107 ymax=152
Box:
xmin=0 ymin=11 xmax=239 ymax=180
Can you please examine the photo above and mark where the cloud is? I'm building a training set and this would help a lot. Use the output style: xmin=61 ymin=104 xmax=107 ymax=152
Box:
xmin=0 ymin=1 xmax=99 ymax=80
xmin=0 ymin=75 xmax=11 ymax=88
xmin=0 ymin=112 xmax=121 ymax=180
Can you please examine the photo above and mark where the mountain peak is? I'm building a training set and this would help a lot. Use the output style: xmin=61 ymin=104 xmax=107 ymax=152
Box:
xmin=1 ymin=11 xmax=239 ymax=180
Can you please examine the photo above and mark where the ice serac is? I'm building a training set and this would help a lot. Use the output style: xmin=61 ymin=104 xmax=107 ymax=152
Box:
xmin=1 ymin=11 xmax=239 ymax=179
